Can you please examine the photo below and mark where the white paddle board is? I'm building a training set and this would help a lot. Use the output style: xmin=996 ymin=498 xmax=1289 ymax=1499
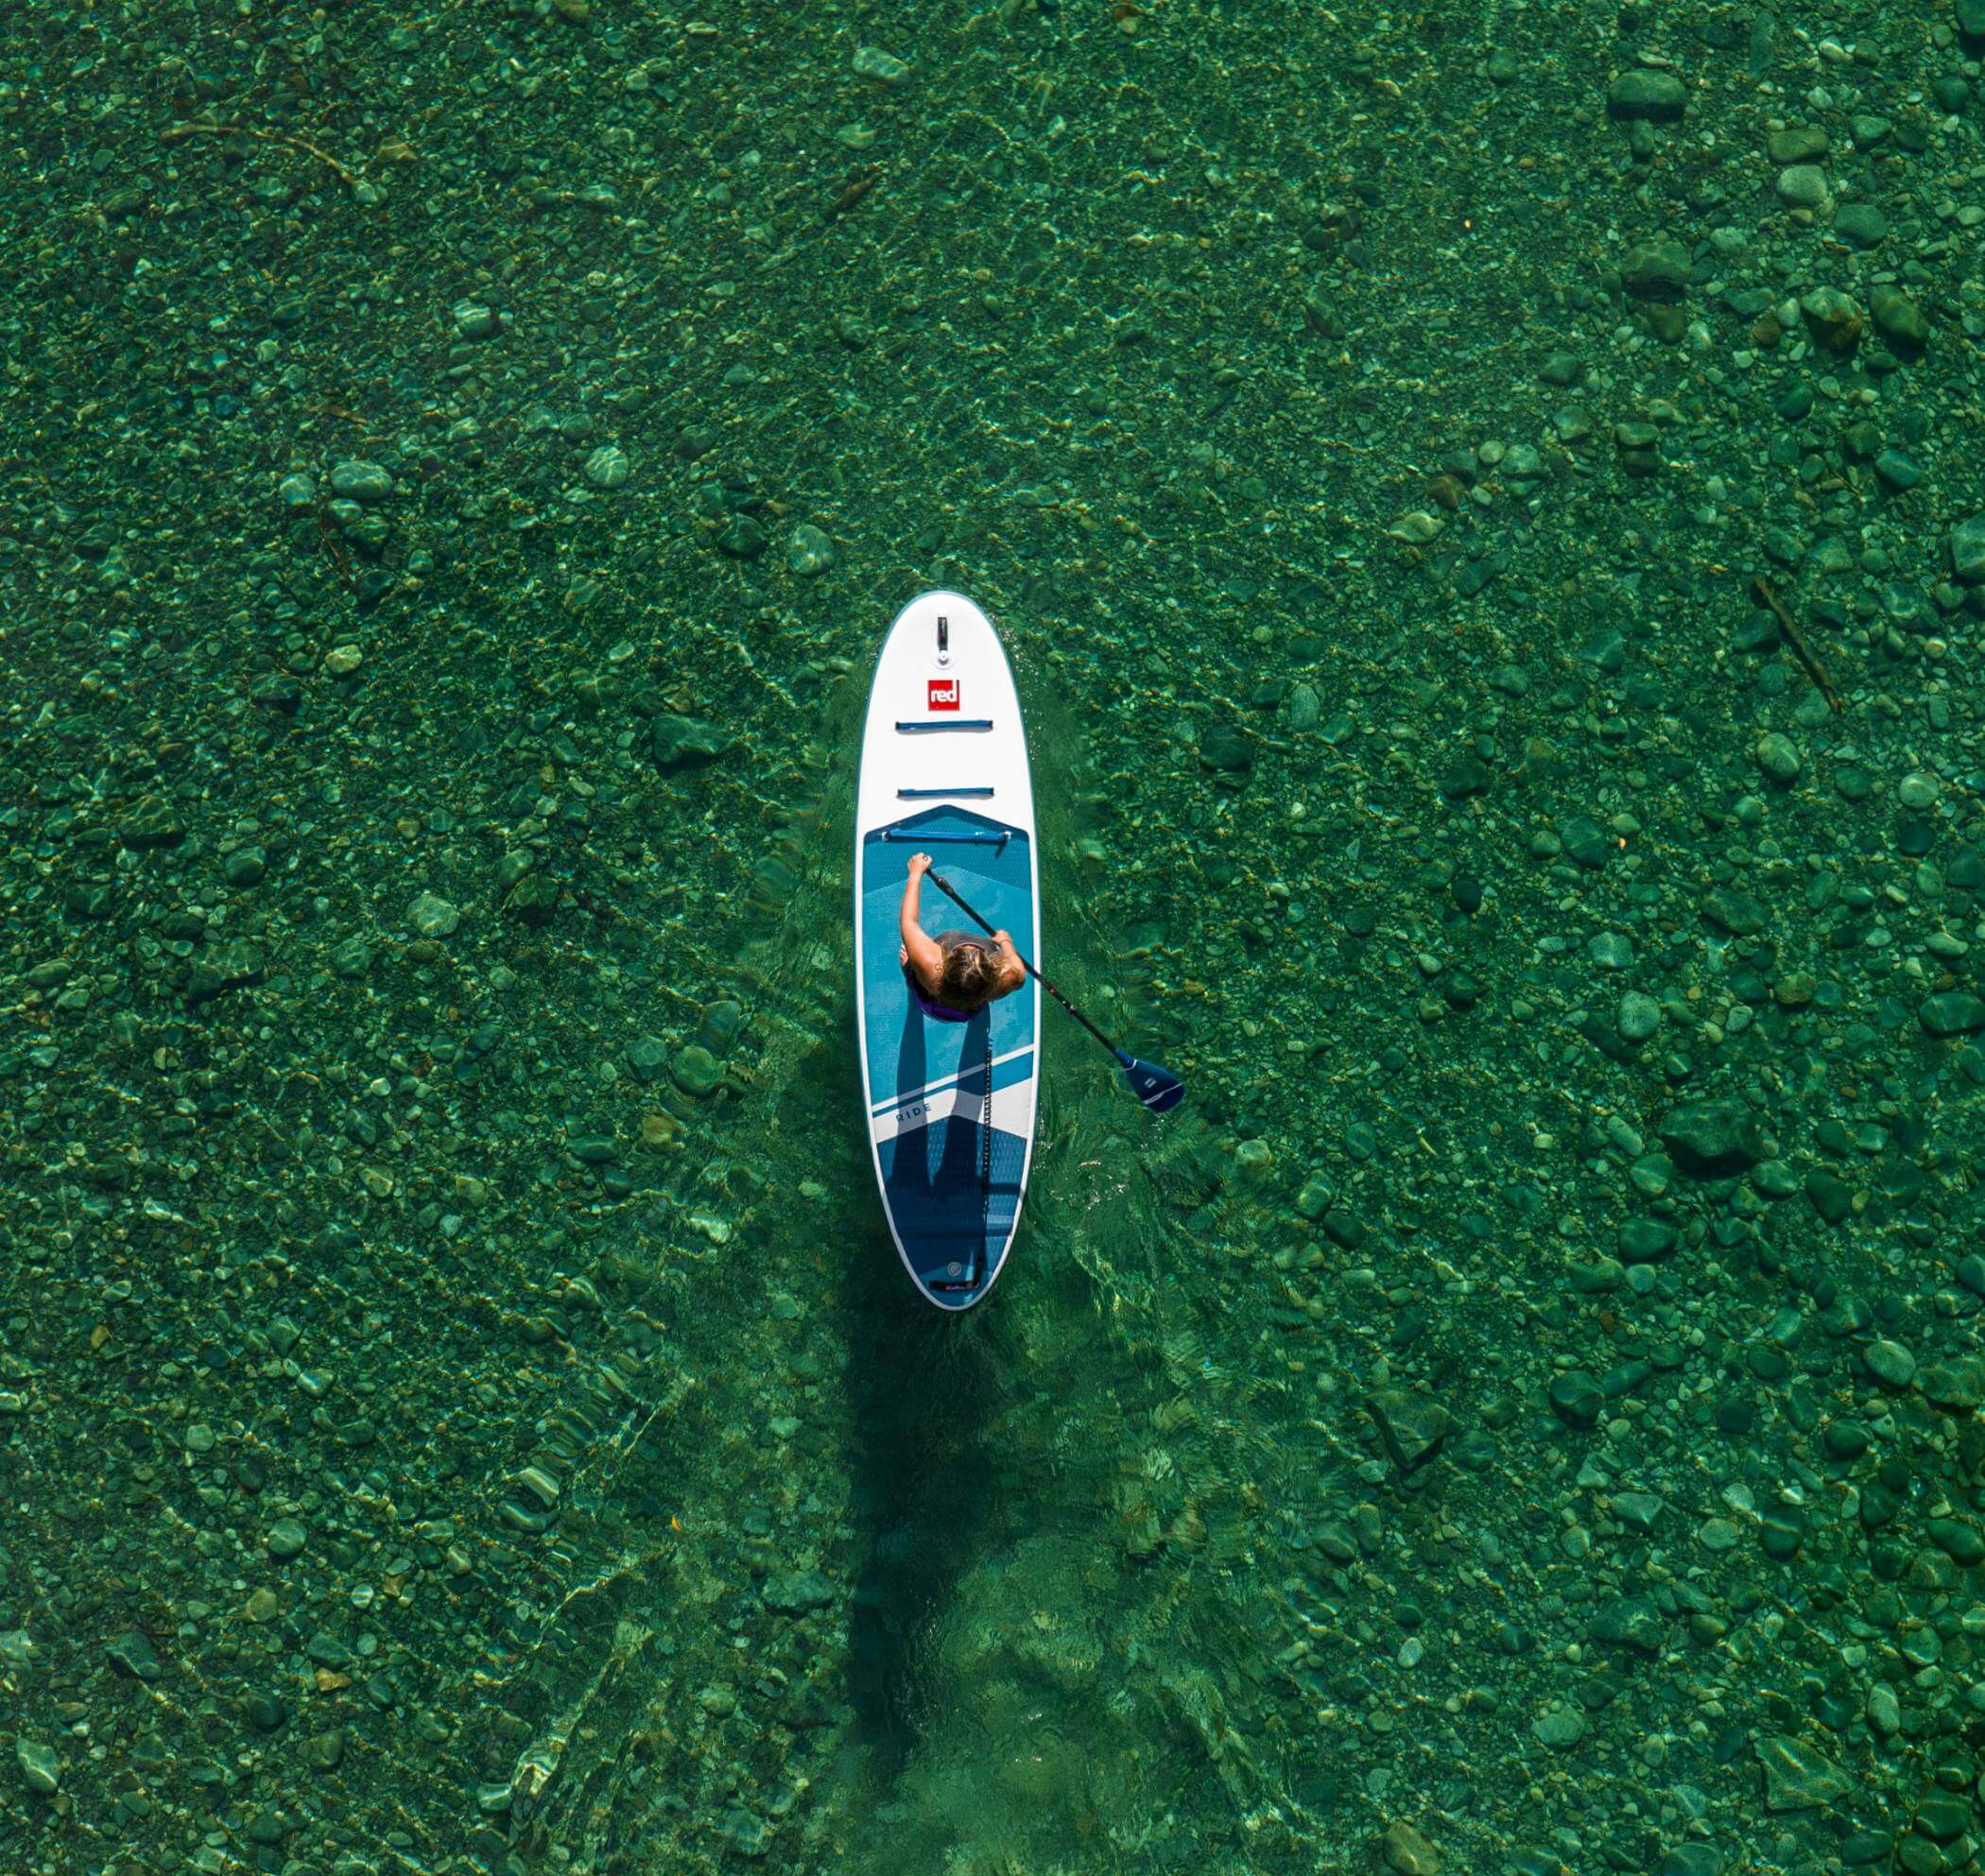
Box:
xmin=854 ymin=591 xmax=1041 ymax=1310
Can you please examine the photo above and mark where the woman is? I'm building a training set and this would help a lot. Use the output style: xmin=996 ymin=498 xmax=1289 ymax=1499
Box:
xmin=898 ymin=850 xmax=1025 ymax=1023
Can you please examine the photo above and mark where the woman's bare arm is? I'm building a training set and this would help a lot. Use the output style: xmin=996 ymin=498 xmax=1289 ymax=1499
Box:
xmin=991 ymin=928 xmax=1027 ymax=992
xmin=900 ymin=853 xmax=944 ymax=983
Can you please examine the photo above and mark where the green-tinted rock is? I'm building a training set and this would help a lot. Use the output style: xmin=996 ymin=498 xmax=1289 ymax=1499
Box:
xmin=1754 ymin=733 xmax=1800 ymax=784
xmin=1897 ymin=1830 xmax=1943 ymax=1876
xmin=1759 ymin=1506 xmax=1804 ymax=1559
xmin=1865 ymin=1338 xmax=1916 ymax=1387
xmin=1953 ymin=514 xmax=1985 ymax=583
xmin=716 ymin=515 xmax=768 ymax=559
xmin=186 ymin=938 xmax=265 ymax=1005
xmin=1200 ymin=722 xmax=1253 ymax=774
xmin=1660 ymin=1849 xmax=1723 ymax=1876
xmin=1440 ymin=754 xmax=1493 ymax=799
xmin=786 ymin=522 xmax=835 ymax=576
xmin=763 ymin=1569 xmax=836 ymax=1613
xmin=219 ymin=841 xmax=264 ymax=885
xmin=1801 ymin=286 xmax=1861 ymax=352
xmin=1617 ymin=991 xmax=1661 ymax=1042
xmin=671 ymin=1044 xmax=724 ymax=1098
xmin=16 ymin=1738 xmax=59 ymax=1794
xmin=108 ymin=1630 xmax=163 ymax=1680
xmin=505 ymin=873 xmax=559 ymax=927
xmin=120 ymin=793 xmax=186 ymax=849
xmin=1607 ymin=71 xmax=1687 ymax=121
xmin=1321 ymin=1207 xmax=1368 ymax=1249
xmin=1617 ymin=1218 xmax=1676 ymax=1264
xmin=583 ymin=443 xmax=630 ymax=489
xmin=1921 ymin=992 xmax=1985 ymax=1037
xmin=1700 ymin=886 xmax=1766 ymax=935
xmin=1533 ymin=1706 xmax=1587 ymax=1748
xmin=1929 ymin=1520 xmax=1985 ymax=1567
xmin=1548 ymin=1371 xmax=1602 ymax=1429
xmin=1767 ymin=126 xmax=1827 ymax=163
xmin=1587 ymin=1594 xmax=1663 ymax=1652
xmin=1561 ymin=815 xmax=1611 ymax=869
xmin=329 ymin=936 xmax=374 ymax=979
xmin=1824 ymin=1419 xmax=1870 ymax=1459
xmin=1612 ymin=1491 xmax=1665 ymax=1531
xmin=1754 ymin=1158 xmax=1799 ymax=1198
xmin=1870 ymin=284 xmax=1930 ymax=356
xmin=652 ymin=714 xmax=734 ymax=770
xmin=1833 ymin=203 xmax=1887 ymax=249
xmin=1619 ymin=240 xmax=1691 ymax=302
xmin=1875 ymin=449 xmax=1923 ymax=491
xmin=696 ymin=999 xmax=746 ymax=1057
xmin=1383 ymin=1820 xmax=1444 ymax=1875
xmin=329 ymin=459 xmax=393 ymax=502
xmin=407 ymin=890 xmax=458 ymax=938
xmin=1368 ymin=1388 xmax=1454 ymax=1472
xmin=1805 ymin=1170 xmax=1854 ymax=1224
xmin=1921 ymin=1360 xmax=1985 ymax=1410
xmin=1916 ymin=1792 xmax=1973 ymax=1842
xmin=1658 ymin=1100 xmax=1762 ymax=1176
xmin=1756 ymin=1734 xmax=1849 ymax=1810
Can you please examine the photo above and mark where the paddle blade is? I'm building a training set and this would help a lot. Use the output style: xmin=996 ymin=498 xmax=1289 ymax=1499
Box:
xmin=1116 ymin=1051 xmax=1184 ymax=1113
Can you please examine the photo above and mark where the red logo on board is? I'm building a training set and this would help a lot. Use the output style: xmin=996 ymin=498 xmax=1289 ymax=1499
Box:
xmin=928 ymin=678 xmax=959 ymax=711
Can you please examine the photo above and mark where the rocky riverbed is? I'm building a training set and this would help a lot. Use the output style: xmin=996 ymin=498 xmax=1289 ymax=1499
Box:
xmin=5 ymin=3 xmax=1985 ymax=1874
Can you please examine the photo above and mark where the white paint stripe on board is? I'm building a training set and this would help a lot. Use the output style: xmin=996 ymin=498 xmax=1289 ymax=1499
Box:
xmin=870 ymin=1057 xmax=1033 ymax=1145
xmin=870 ymin=1043 xmax=1035 ymax=1116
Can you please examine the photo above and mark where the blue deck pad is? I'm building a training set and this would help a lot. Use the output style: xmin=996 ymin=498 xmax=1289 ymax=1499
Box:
xmin=859 ymin=805 xmax=1035 ymax=1101
xmin=877 ymin=1122 xmax=1027 ymax=1288
xmin=860 ymin=804 xmax=1037 ymax=1296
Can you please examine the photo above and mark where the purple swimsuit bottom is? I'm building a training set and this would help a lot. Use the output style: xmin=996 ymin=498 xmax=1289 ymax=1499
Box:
xmin=904 ymin=929 xmax=992 ymax=1024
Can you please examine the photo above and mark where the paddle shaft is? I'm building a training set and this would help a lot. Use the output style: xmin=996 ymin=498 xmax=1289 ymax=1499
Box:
xmin=924 ymin=869 xmax=1125 ymax=1060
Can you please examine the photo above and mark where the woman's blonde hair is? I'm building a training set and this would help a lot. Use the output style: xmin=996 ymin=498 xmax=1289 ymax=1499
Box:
xmin=939 ymin=939 xmax=999 ymax=1012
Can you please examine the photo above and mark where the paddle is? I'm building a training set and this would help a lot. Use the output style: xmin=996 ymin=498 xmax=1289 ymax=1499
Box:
xmin=925 ymin=869 xmax=1185 ymax=1113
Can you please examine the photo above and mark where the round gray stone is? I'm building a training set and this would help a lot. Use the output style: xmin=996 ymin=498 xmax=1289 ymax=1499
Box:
xmin=1776 ymin=164 xmax=1830 ymax=207
xmin=583 ymin=444 xmax=630 ymax=489
xmin=1533 ymin=1707 xmax=1587 ymax=1748
xmin=16 ymin=1738 xmax=59 ymax=1794
xmin=329 ymin=459 xmax=394 ymax=502
xmin=671 ymin=1044 xmax=723 ymax=1098
xmin=408 ymin=891 xmax=459 ymax=938
xmin=1865 ymin=1338 xmax=1915 ymax=1387
xmin=1754 ymin=733 xmax=1801 ymax=784
xmin=1617 ymin=992 xmax=1662 ymax=1042
xmin=1588 ymin=932 xmax=1634 ymax=971
xmin=786 ymin=523 xmax=835 ymax=576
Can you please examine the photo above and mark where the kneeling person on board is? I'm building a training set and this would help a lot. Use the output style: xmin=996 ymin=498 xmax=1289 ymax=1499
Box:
xmin=898 ymin=851 xmax=1025 ymax=1024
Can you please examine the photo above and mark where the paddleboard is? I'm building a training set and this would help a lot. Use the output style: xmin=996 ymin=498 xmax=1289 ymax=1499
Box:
xmin=854 ymin=591 xmax=1040 ymax=1310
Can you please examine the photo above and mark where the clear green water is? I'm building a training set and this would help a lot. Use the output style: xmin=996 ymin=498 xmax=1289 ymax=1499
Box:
xmin=8 ymin=4 xmax=1985 ymax=1874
